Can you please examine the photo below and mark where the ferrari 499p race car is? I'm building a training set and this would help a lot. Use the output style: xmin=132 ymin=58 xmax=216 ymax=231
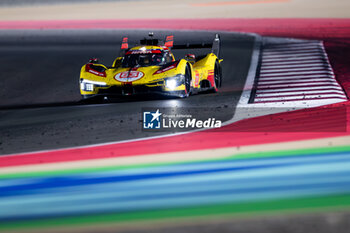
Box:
xmin=80 ymin=33 xmax=223 ymax=100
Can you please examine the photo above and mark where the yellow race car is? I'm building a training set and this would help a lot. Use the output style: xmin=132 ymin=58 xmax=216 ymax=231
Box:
xmin=80 ymin=33 xmax=222 ymax=100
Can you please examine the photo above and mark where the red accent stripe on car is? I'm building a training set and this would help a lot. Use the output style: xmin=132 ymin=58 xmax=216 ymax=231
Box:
xmin=125 ymin=49 xmax=162 ymax=55
xmin=153 ymin=61 xmax=179 ymax=75
xmin=85 ymin=64 xmax=106 ymax=77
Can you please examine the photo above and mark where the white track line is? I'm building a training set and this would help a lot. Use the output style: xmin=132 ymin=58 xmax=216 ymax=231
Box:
xmin=264 ymin=46 xmax=322 ymax=52
xmin=261 ymin=59 xmax=326 ymax=66
xmin=266 ymin=42 xmax=321 ymax=47
xmin=260 ymin=67 xmax=332 ymax=73
xmin=263 ymin=49 xmax=322 ymax=56
xmin=261 ymin=70 xmax=333 ymax=75
xmin=264 ymin=46 xmax=321 ymax=51
xmin=252 ymin=40 xmax=347 ymax=106
xmin=258 ymin=78 xmax=338 ymax=85
xmin=262 ymin=52 xmax=323 ymax=58
xmin=247 ymin=99 xmax=346 ymax=107
xmin=257 ymin=82 xmax=341 ymax=89
xmin=256 ymin=92 xmax=346 ymax=98
xmin=261 ymin=63 xmax=329 ymax=69
xmin=256 ymin=86 xmax=343 ymax=93
xmin=265 ymin=43 xmax=321 ymax=48
xmin=256 ymin=90 xmax=346 ymax=97
xmin=266 ymin=41 xmax=321 ymax=46
xmin=260 ymin=71 xmax=333 ymax=77
xmin=236 ymin=38 xmax=347 ymax=108
xmin=258 ymin=74 xmax=335 ymax=81
xmin=263 ymin=49 xmax=323 ymax=55
xmin=263 ymin=56 xmax=327 ymax=62
xmin=254 ymin=94 xmax=347 ymax=102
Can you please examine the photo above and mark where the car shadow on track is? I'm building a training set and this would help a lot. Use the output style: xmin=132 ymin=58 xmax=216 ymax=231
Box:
xmin=0 ymin=94 xmax=183 ymax=111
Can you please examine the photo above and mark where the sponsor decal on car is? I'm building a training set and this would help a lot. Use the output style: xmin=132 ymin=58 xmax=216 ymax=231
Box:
xmin=87 ymin=69 xmax=106 ymax=77
xmin=153 ymin=61 xmax=179 ymax=75
xmin=115 ymin=71 xmax=144 ymax=82
xmin=85 ymin=64 xmax=106 ymax=77
xmin=126 ymin=49 xmax=162 ymax=55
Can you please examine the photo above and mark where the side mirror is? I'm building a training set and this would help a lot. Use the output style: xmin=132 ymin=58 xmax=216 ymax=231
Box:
xmin=89 ymin=58 xmax=99 ymax=64
xmin=185 ymin=54 xmax=196 ymax=63
xmin=112 ymin=57 xmax=123 ymax=68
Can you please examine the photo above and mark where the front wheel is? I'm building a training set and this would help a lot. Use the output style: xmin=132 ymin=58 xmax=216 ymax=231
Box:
xmin=182 ymin=65 xmax=191 ymax=98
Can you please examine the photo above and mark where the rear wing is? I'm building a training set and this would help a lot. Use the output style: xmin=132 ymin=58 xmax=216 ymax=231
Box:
xmin=172 ymin=34 xmax=221 ymax=57
xmin=118 ymin=33 xmax=221 ymax=57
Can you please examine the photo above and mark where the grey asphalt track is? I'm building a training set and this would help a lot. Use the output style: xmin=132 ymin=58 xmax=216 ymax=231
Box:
xmin=0 ymin=30 xmax=255 ymax=155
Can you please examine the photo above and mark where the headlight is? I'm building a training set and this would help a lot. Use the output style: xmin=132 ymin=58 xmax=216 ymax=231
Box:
xmin=164 ymin=74 xmax=184 ymax=90
xmin=165 ymin=79 xmax=178 ymax=90
xmin=85 ymin=83 xmax=94 ymax=91
xmin=80 ymin=79 xmax=107 ymax=91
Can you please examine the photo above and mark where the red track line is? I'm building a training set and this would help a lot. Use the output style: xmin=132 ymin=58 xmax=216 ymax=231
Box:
xmin=259 ymin=77 xmax=334 ymax=82
xmin=260 ymin=69 xmax=331 ymax=75
xmin=262 ymin=52 xmax=322 ymax=57
xmin=263 ymin=58 xmax=325 ymax=63
xmin=260 ymin=72 xmax=334 ymax=78
xmin=262 ymin=60 xmax=327 ymax=66
xmin=264 ymin=45 xmax=321 ymax=49
xmin=257 ymin=81 xmax=338 ymax=87
xmin=261 ymin=65 xmax=329 ymax=71
xmin=263 ymin=49 xmax=323 ymax=54
xmin=262 ymin=54 xmax=323 ymax=60
xmin=262 ymin=61 xmax=329 ymax=67
xmin=256 ymin=88 xmax=345 ymax=95
xmin=263 ymin=48 xmax=323 ymax=53
xmin=255 ymin=92 xmax=346 ymax=99
xmin=258 ymin=77 xmax=334 ymax=82
xmin=233 ymin=113 xmax=347 ymax=132
xmin=264 ymin=45 xmax=321 ymax=50
xmin=257 ymin=84 xmax=341 ymax=90
xmin=254 ymin=96 xmax=347 ymax=103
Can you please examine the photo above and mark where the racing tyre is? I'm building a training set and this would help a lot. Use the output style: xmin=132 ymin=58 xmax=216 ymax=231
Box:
xmin=212 ymin=60 xmax=222 ymax=92
xmin=183 ymin=65 xmax=191 ymax=97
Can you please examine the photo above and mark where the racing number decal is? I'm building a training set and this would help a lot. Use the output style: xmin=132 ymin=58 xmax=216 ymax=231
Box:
xmin=115 ymin=71 xmax=144 ymax=82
